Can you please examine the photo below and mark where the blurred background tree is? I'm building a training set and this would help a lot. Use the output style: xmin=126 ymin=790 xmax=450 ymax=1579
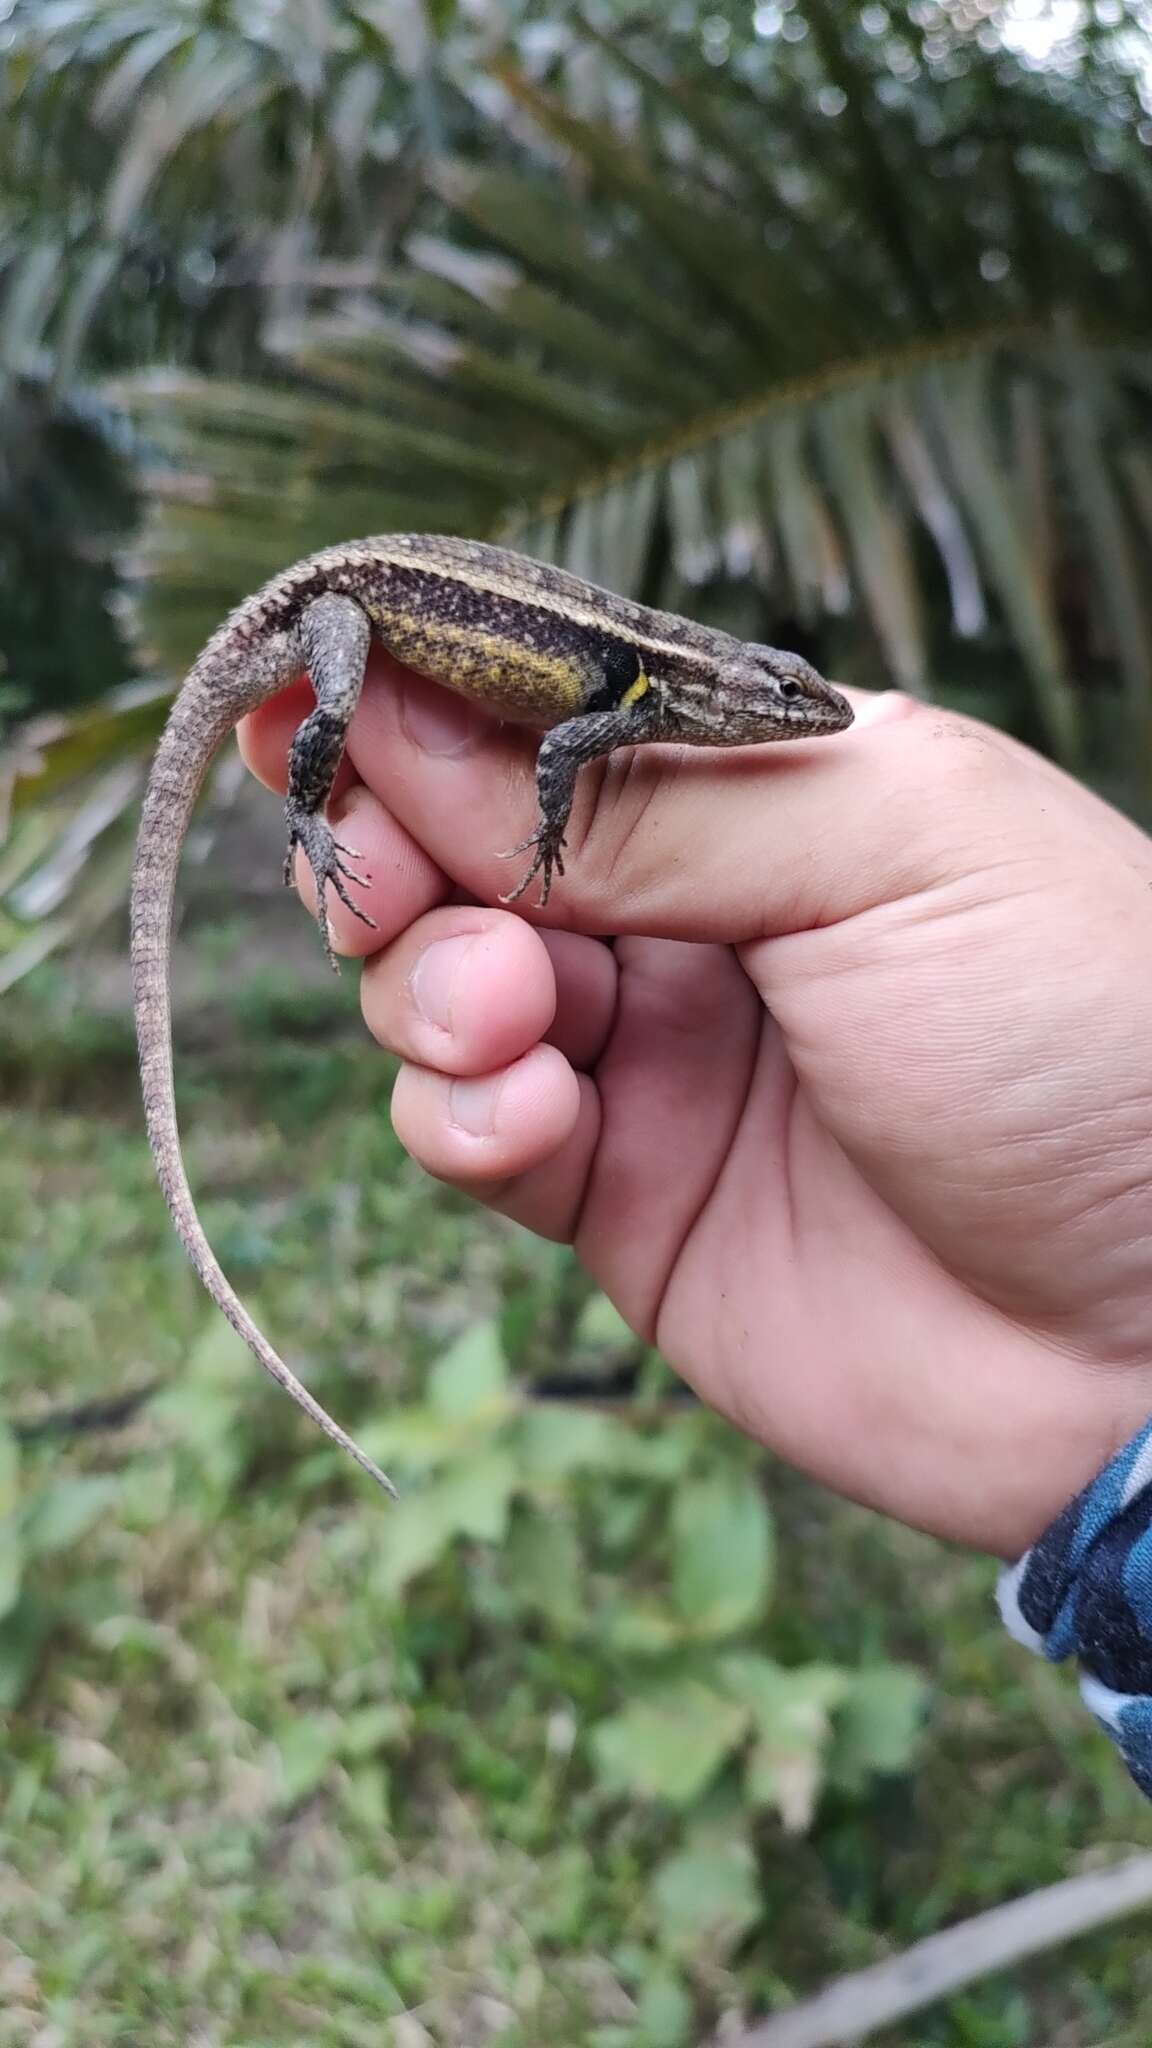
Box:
xmin=2 ymin=0 xmax=1151 ymax=974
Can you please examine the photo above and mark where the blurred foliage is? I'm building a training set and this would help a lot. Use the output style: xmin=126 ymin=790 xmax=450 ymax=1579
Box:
xmin=116 ymin=5 xmax=1152 ymax=765
xmin=0 ymin=383 xmax=137 ymax=723
xmin=0 ymin=0 xmax=436 ymax=725
xmin=0 ymin=1028 xmax=923 ymax=1859
xmin=1 ymin=953 xmax=1150 ymax=2043
xmin=2 ymin=2 xmax=1152 ymax=978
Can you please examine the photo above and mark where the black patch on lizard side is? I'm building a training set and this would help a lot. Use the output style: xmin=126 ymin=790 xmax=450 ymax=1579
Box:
xmin=584 ymin=639 xmax=645 ymax=715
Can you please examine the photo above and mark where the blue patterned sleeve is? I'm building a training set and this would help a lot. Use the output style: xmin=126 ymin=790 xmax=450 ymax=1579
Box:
xmin=998 ymin=1417 xmax=1152 ymax=1797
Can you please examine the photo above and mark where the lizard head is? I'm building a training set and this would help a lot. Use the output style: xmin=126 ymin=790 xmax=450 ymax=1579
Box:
xmin=732 ymin=647 xmax=854 ymax=735
xmin=661 ymin=646 xmax=854 ymax=744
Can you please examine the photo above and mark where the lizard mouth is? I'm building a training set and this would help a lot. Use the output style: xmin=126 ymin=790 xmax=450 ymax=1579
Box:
xmin=808 ymin=684 xmax=854 ymax=732
xmin=763 ymin=677 xmax=855 ymax=734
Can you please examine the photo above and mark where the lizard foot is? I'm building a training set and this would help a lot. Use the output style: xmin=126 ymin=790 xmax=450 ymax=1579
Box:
xmin=497 ymin=823 xmax=567 ymax=909
xmin=283 ymin=804 xmax=377 ymax=972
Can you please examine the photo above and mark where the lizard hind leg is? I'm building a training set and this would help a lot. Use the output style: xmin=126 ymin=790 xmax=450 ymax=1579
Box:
xmin=284 ymin=593 xmax=378 ymax=971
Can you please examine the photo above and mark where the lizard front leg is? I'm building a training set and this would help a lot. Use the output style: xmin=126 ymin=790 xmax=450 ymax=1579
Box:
xmin=502 ymin=694 xmax=664 ymax=907
xmin=284 ymin=593 xmax=376 ymax=970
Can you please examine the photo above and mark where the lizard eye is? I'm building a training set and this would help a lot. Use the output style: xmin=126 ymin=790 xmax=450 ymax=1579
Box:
xmin=778 ymin=679 xmax=802 ymax=700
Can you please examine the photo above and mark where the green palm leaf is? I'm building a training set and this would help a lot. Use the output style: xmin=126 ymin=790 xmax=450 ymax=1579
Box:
xmin=5 ymin=3 xmax=1152 ymax=983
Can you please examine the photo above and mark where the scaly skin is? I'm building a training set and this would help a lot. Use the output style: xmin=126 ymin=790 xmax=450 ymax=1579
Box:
xmin=131 ymin=535 xmax=853 ymax=1494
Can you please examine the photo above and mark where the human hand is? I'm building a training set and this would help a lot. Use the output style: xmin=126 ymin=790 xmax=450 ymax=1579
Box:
xmin=241 ymin=656 xmax=1152 ymax=1557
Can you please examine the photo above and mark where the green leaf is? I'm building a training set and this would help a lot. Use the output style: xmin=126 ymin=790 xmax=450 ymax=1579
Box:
xmin=558 ymin=469 xmax=663 ymax=599
xmin=375 ymin=1489 xmax=461 ymax=1600
xmin=762 ymin=408 xmax=851 ymax=624
xmin=0 ymin=1427 xmax=22 ymax=1621
xmin=273 ymin=1715 xmax=343 ymax=1809
xmin=925 ymin=357 xmax=1079 ymax=760
xmin=494 ymin=67 xmax=794 ymax=357
xmin=594 ymin=1429 xmax=698 ymax=1485
xmin=574 ymin=1291 xmax=637 ymax=1351
xmin=651 ymin=1829 xmax=760 ymax=1957
xmin=427 ymin=1319 xmax=513 ymax=1423
xmin=0 ymin=1523 xmax=22 ymax=1625
xmin=375 ymin=1449 xmax=518 ymax=1599
xmin=340 ymin=1764 xmax=391 ymax=1833
xmin=153 ymin=1331 xmax=249 ymax=1493
xmin=814 ymin=387 xmax=929 ymax=696
xmin=356 ymin=1405 xmax=475 ymax=1477
xmin=21 ymin=1476 xmax=120 ymax=1557
xmin=0 ymin=1423 xmax=20 ymax=1520
xmin=832 ymin=1664 xmax=929 ymax=1790
xmin=591 ymin=1681 xmax=749 ymax=1806
xmin=182 ymin=1315 xmax=253 ymax=1388
xmin=504 ymin=1508 xmax=585 ymax=1629
xmin=7 ymin=688 xmax=167 ymax=815
xmin=1058 ymin=361 xmax=1152 ymax=771
xmin=599 ymin=1601 xmax=695 ymax=1656
xmin=722 ymin=1654 xmax=851 ymax=1728
xmin=433 ymin=161 xmax=717 ymax=374
xmin=270 ymin=1703 xmax=401 ymax=1818
xmin=721 ymin=1656 xmax=851 ymax=1833
xmin=670 ymin=1473 xmax=774 ymax=1637
xmin=431 ymin=1450 xmax=518 ymax=1543
xmin=634 ymin=1968 xmax=694 ymax=2047
xmin=517 ymin=1405 xmax=621 ymax=1480
xmin=337 ymin=1706 xmax=407 ymax=1758
xmin=667 ymin=449 xmax=720 ymax=584
xmin=0 ymin=1594 xmax=50 ymax=1712
xmin=886 ymin=392 xmax=986 ymax=638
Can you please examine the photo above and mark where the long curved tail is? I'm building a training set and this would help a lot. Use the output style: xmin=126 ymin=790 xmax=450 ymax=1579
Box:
xmin=131 ymin=665 xmax=397 ymax=1498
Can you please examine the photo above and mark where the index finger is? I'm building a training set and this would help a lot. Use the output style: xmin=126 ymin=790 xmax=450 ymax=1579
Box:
xmin=241 ymin=644 xmax=1152 ymax=952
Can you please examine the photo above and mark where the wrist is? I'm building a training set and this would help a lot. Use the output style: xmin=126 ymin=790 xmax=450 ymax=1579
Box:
xmin=984 ymin=1353 xmax=1152 ymax=1562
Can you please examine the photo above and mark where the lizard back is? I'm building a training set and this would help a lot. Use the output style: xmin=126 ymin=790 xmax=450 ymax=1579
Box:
xmin=224 ymin=534 xmax=747 ymax=727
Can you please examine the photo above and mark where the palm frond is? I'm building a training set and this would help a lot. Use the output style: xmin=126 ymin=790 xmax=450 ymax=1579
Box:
xmin=109 ymin=327 xmax=1150 ymax=765
xmin=99 ymin=18 xmax=1151 ymax=749
xmin=6 ymin=2 xmax=1152 ymax=986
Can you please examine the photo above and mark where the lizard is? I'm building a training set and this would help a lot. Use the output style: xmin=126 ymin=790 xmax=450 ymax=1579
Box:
xmin=131 ymin=532 xmax=854 ymax=1498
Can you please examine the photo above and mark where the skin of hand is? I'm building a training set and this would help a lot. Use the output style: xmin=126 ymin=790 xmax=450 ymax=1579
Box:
xmin=239 ymin=652 xmax=1152 ymax=1559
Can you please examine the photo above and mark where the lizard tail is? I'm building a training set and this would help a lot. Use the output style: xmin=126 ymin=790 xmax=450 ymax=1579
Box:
xmin=131 ymin=665 xmax=398 ymax=1499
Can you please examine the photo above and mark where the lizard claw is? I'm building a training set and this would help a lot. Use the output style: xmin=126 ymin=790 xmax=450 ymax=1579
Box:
xmin=283 ymin=806 xmax=378 ymax=972
xmin=498 ymin=824 xmax=566 ymax=908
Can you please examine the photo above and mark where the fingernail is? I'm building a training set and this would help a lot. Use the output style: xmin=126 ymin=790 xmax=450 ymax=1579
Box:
xmin=400 ymin=679 xmax=484 ymax=756
xmin=448 ymin=1074 xmax=503 ymax=1137
xmin=409 ymin=935 xmax=475 ymax=1032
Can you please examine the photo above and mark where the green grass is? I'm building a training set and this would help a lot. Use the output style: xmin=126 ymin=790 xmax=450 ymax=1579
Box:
xmin=2 ymin=952 xmax=1151 ymax=2047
